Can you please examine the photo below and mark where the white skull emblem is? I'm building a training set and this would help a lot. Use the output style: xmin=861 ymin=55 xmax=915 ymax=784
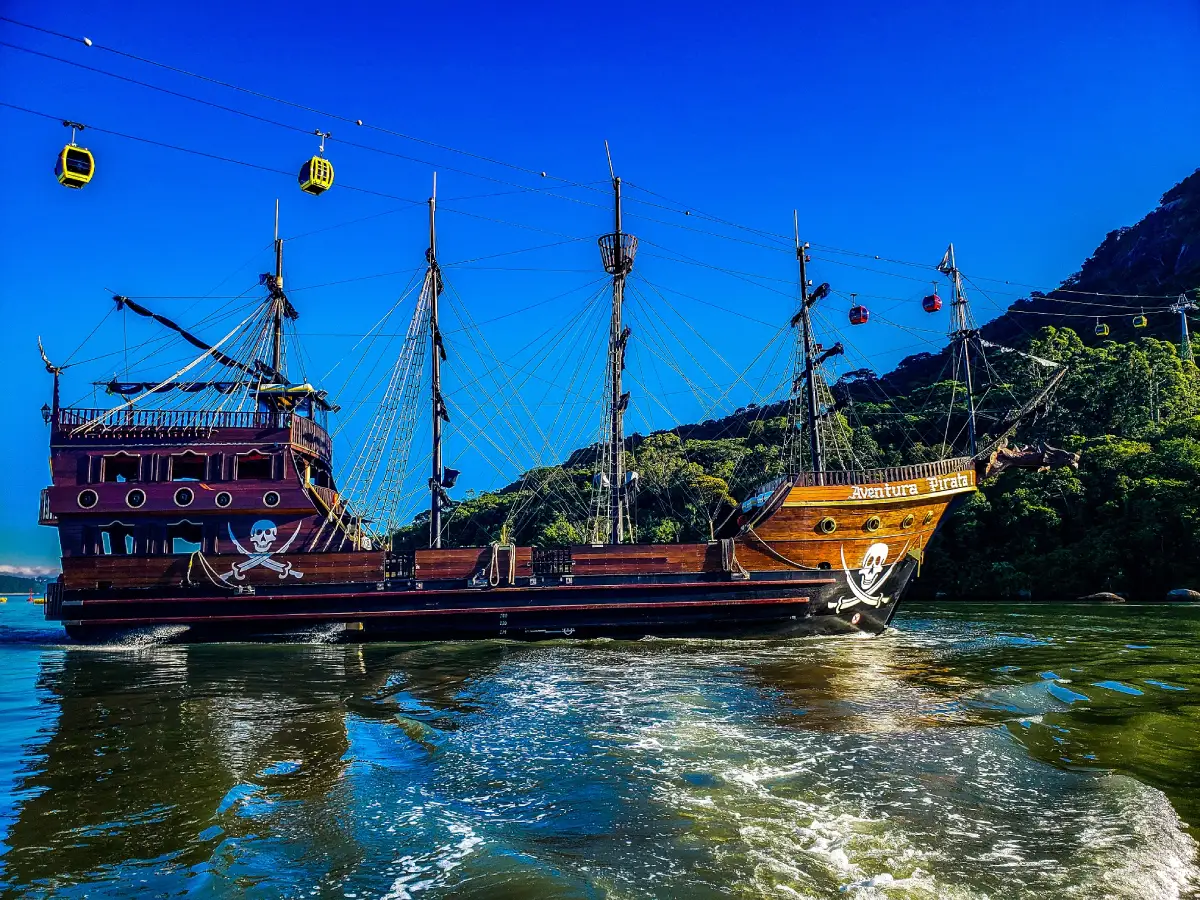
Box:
xmin=250 ymin=519 xmax=278 ymax=553
xmin=859 ymin=542 xmax=889 ymax=593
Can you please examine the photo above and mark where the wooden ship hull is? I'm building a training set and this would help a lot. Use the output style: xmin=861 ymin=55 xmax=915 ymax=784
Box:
xmin=39 ymin=402 xmax=975 ymax=642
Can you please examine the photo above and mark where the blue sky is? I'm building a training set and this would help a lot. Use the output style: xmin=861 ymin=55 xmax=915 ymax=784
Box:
xmin=2 ymin=0 xmax=1198 ymax=570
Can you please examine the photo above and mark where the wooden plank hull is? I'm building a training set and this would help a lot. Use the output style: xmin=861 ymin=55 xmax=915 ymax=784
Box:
xmin=52 ymin=560 xmax=917 ymax=643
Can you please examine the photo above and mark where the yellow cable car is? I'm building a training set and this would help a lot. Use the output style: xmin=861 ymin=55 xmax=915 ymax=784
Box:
xmin=299 ymin=129 xmax=334 ymax=195
xmin=1094 ymin=318 xmax=1110 ymax=336
xmin=1132 ymin=312 xmax=1148 ymax=328
xmin=55 ymin=121 xmax=94 ymax=189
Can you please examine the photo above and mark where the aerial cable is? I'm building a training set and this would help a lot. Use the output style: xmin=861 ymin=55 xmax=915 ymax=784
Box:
xmin=11 ymin=11 xmax=1175 ymax=306
xmin=0 ymin=100 xmax=430 ymax=206
xmin=0 ymin=14 xmax=607 ymax=194
xmin=3 ymin=37 xmax=613 ymax=203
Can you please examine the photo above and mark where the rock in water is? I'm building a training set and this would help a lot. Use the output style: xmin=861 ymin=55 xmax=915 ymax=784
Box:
xmin=1166 ymin=589 xmax=1200 ymax=602
xmin=1077 ymin=592 xmax=1125 ymax=603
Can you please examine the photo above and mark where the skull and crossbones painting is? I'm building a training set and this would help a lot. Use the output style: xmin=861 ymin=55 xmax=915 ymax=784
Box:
xmin=829 ymin=541 xmax=907 ymax=612
xmin=222 ymin=519 xmax=305 ymax=582
xmin=858 ymin=542 xmax=889 ymax=593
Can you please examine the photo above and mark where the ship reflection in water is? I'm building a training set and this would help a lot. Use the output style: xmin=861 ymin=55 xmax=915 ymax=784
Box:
xmin=1 ymin=602 xmax=1199 ymax=899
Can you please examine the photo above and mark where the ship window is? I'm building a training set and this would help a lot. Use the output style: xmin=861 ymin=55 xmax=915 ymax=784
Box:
xmin=170 ymin=452 xmax=206 ymax=481
xmin=99 ymin=523 xmax=136 ymax=556
xmin=102 ymin=453 xmax=140 ymax=483
xmin=167 ymin=521 xmax=203 ymax=554
xmin=308 ymin=461 xmax=332 ymax=488
xmin=236 ymin=451 xmax=273 ymax=480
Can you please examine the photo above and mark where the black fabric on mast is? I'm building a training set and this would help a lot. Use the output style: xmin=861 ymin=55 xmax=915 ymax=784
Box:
xmin=113 ymin=295 xmax=286 ymax=382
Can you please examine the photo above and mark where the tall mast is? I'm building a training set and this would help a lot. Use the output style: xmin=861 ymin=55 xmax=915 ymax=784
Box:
xmin=794 ymin=213 xmax=823 ymax=478
xmin=941 ymin=243 xmax=978 ymax=455
xmin=597 ymin=143 xmax=637 ymax=544
xmin=271 ymin=199 xmax=285 ymax=379
xmin=428 ymin=173 xmax=444 ymax=548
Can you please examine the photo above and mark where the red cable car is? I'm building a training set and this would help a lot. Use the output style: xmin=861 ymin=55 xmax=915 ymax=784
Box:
xmin=922 ymin=292 xmax=942 ymax=313
xmin=849 ymin=305 xmax=869 ymax=325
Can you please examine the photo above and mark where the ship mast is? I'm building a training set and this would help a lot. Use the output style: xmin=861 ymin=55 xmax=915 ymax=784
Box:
xmin=940 ymin=243 xmax=978 ymax=455
xmin=793 ymin=213 xmax=823 ymax=479
xmin=597 ymin=144 xmax=637 ymax=544
xmin=270 ymin=199 xmax=285 ymax=380
xmin=428 ymin=173 xmax=445 ymax=548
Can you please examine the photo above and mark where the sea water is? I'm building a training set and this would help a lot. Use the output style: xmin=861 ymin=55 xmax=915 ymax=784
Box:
xmin=0 ymin=600 xmax=1198 ymax=899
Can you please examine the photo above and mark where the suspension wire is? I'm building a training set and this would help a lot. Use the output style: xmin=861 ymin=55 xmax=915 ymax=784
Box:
xmin=0 ymin=100 xmax=424 ymax=205
xmin=8 ymin=35 xmax=630 ymax=212
xmin=2 ymin=18 xmax=1181 ymax=309
xmin=0 ymin=15 xmax=610 ymax=193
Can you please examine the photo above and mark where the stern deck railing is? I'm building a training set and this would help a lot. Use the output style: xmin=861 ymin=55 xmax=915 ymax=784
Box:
xmin=791 ymin=456 xmax=975 ymax=487
xmin=54 ymin=407 xmax=331 ymax=459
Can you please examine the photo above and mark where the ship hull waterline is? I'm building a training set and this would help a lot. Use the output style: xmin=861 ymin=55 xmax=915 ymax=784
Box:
xmin=54 ymin=561 xmax=917 ymax=644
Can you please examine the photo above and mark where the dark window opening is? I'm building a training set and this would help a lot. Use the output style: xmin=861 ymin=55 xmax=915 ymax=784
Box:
xmin=167 ymin=522 xmax=203 ymax=555
xmin=307 ymin=462 xmax=332 ymax=488
xmin=171 ymin=453 xmax=206 ymax=481
xmin=99 ymin=524 xmax=136 ymax=556
xmin=237 ymin=452 xmax=273 ymax=480
xmin=103 ymin=454 xmax=140 ymax=483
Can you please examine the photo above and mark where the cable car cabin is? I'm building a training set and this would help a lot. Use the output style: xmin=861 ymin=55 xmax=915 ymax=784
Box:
xmin=1132 ymin=314 xmax=1148 ymax=328
xmin=1095 ymin=321 xmax=1110 ymax=337
xmin=849 ymin=305 xmax=870 ymax=326
xmin=922 ymin=293 xmax=942 ymax=313
xmin=55 ymin=145 xmax=94 ymax=189
xmin=298 ymin=156 xmax=334 ymax=195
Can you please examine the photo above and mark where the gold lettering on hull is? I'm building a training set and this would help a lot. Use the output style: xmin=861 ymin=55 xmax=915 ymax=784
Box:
xmin=847 ymin=472 xmax=973 ymax=501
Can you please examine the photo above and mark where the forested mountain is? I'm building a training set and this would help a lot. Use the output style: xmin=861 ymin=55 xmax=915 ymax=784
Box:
xmin=396 ymin=169 xmax=1200 ymax=602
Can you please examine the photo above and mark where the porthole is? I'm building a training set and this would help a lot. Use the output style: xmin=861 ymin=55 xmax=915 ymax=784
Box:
xmin=816 ymin=517 xmax=838 ymax=535
xmin=125 ymin=488 xmax=146 ymax=509
xmin=817 ymin=561 xmax=832 ymax=570
xmin=77 ymin=489 xmax=98 ymax=509
xmin=922 ymin=511 xmax=934 ymax=526
xmin=263 ymin=490 xmax=281 ymax=508
xmin=864 ymin=515 xmax=881 ymax=532
xmin=174 ymin=487 xmax=194 ymax=507
xmin=900 ymin=513 xmax=915 ymax=529
xmin=215 ymin=491 xmax=233 ymax=509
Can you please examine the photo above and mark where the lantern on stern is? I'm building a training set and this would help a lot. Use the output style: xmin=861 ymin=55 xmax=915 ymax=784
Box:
xmin=298 ymin=130 xmax=334 ymax=195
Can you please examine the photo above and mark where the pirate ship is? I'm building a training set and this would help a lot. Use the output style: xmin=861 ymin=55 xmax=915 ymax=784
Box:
xmin=36 ymin=170 xmax=1069 ymax=643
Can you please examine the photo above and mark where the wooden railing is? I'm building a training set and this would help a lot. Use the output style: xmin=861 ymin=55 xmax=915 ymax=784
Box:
xmin=792 ymin=456 xmax=975 ymax=487
xmin=291 ymin=414 xmax=332 ymax=459
xmin=56 ymin=407 xmax=291 ymax=434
